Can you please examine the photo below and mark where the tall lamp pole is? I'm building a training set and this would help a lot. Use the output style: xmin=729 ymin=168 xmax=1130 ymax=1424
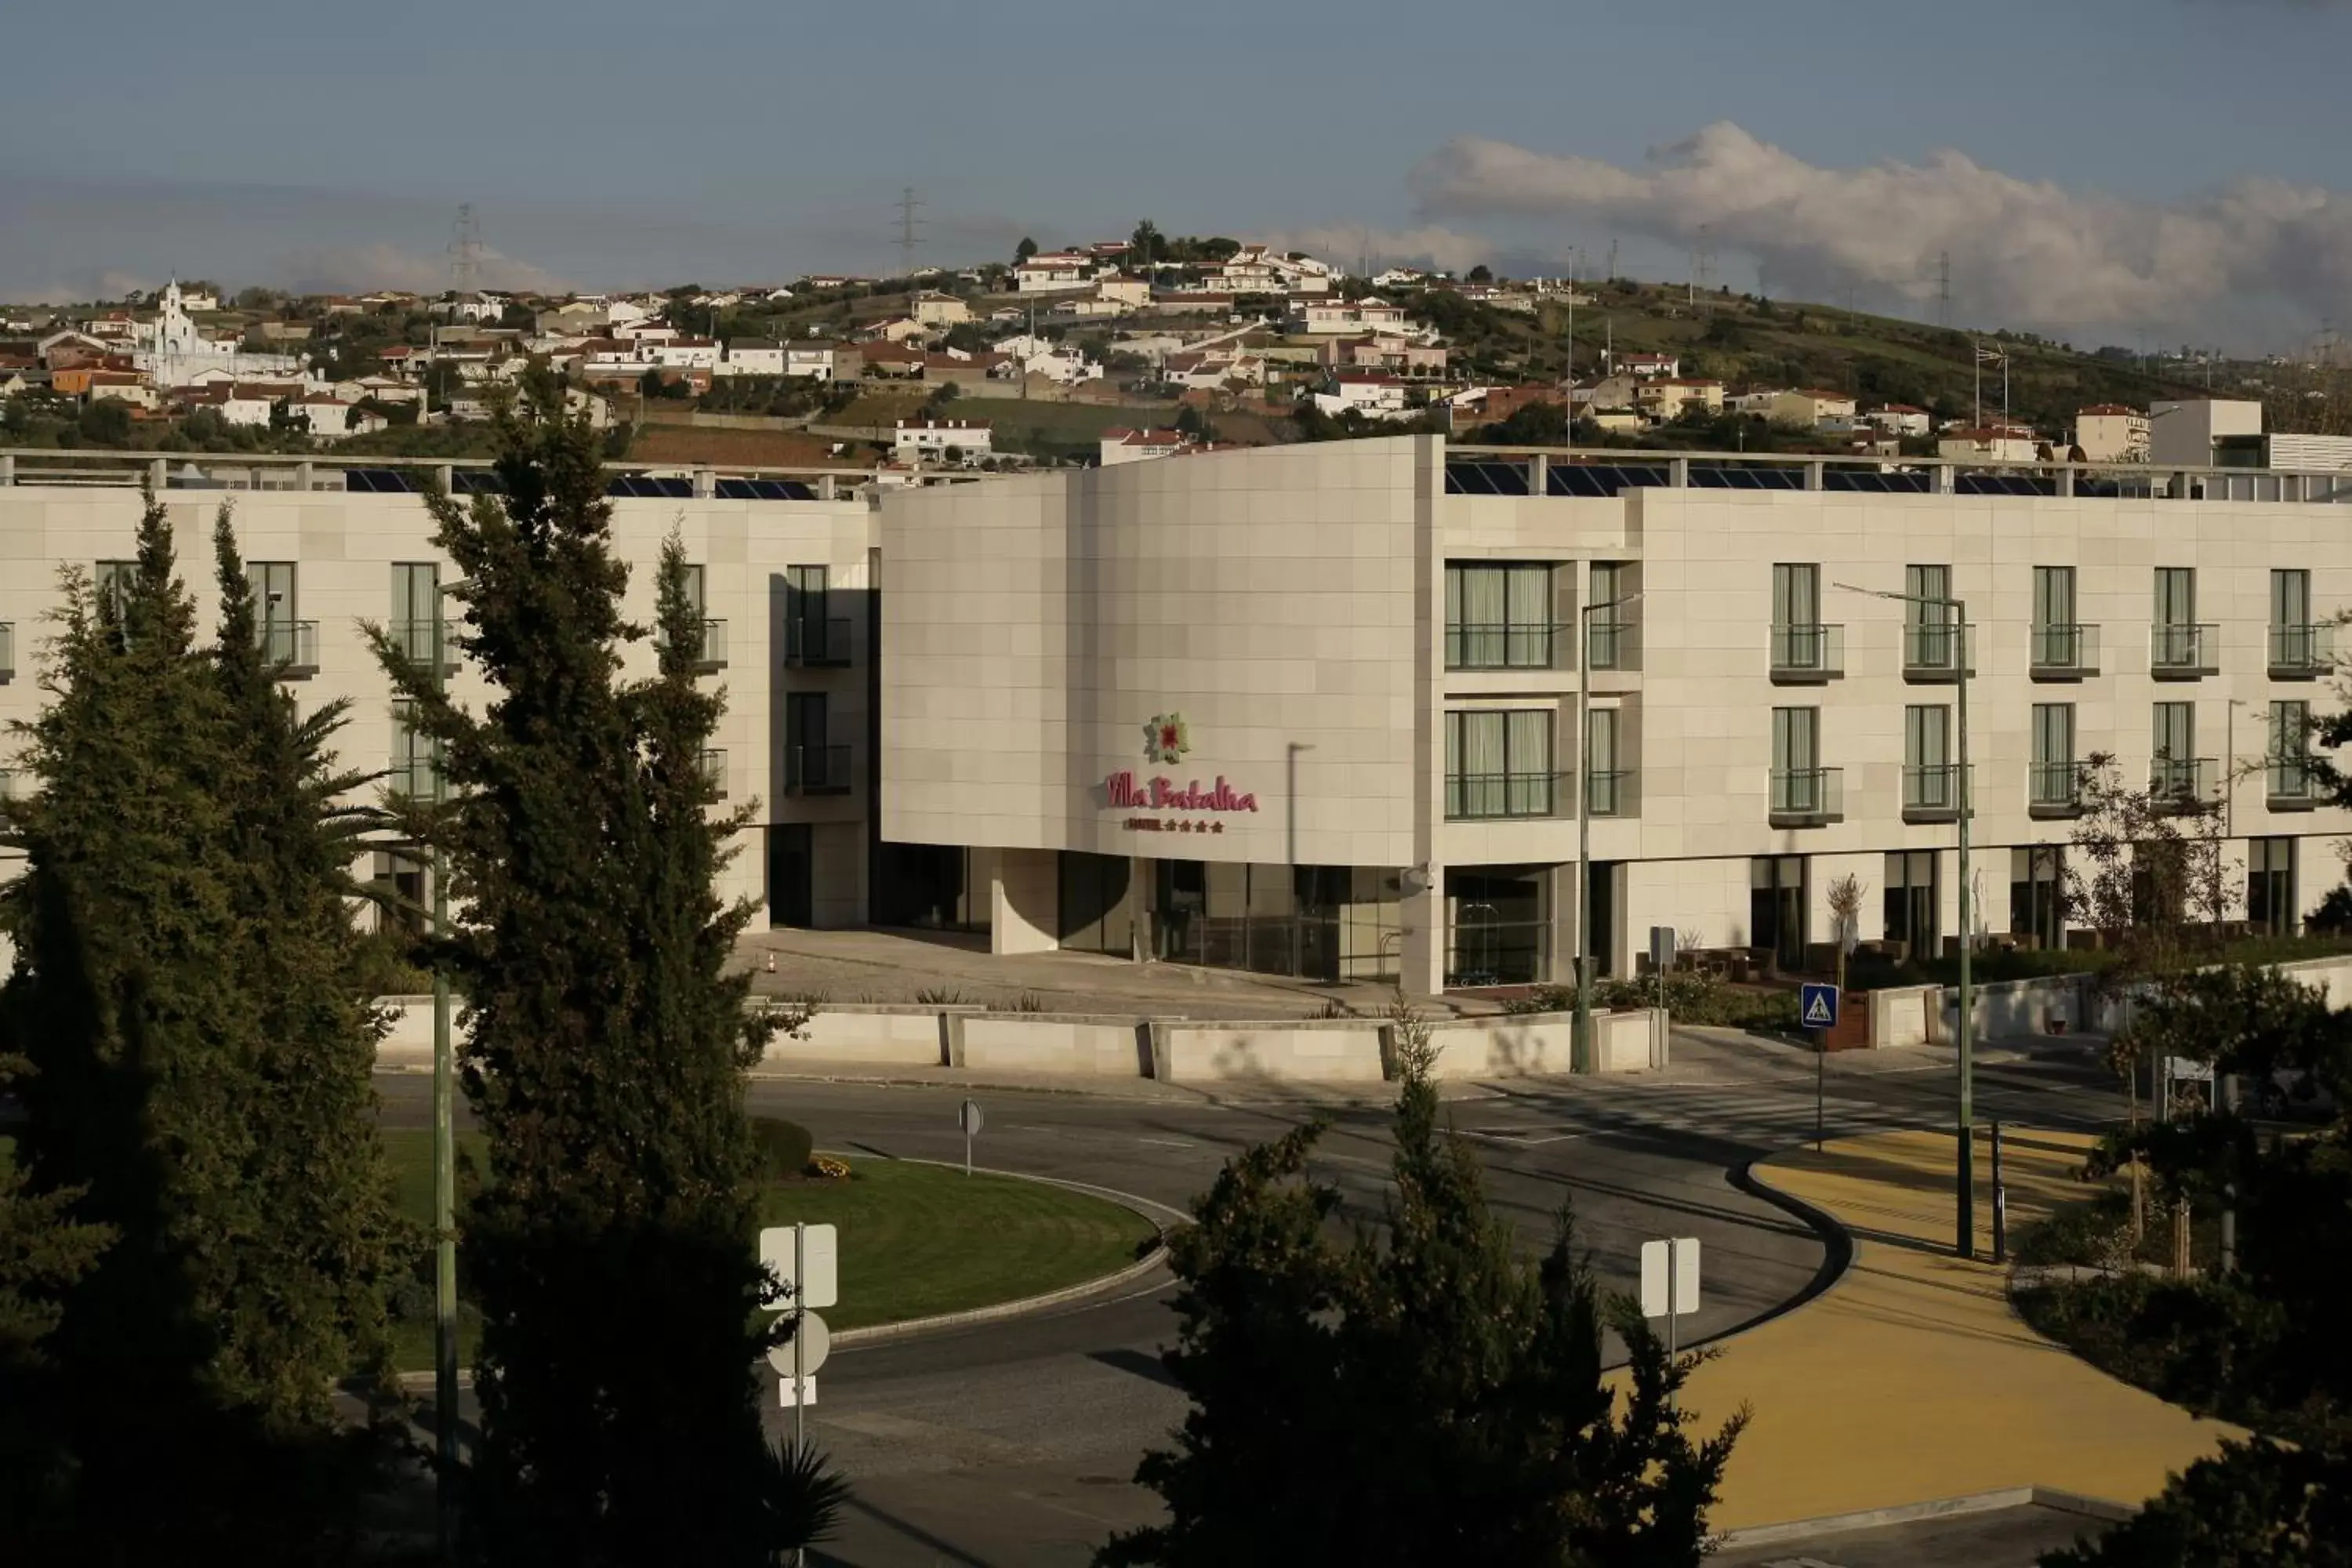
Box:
xmin=430 ymin=579 xmax=464 ymax=1556
xmin=1572 ymin=590 xmax=1640 ymax=1074
xmin=1838 ymin=583 xmax=1976 ymax=1258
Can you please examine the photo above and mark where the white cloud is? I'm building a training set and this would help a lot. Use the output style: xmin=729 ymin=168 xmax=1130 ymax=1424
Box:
xmin=1261 ymin=223 xmax=1493 ymax=277
xmin=272 ymin=241 xmax=571 ymax=296
xmin=1409 ymin=122 xmax=2352 ymax=344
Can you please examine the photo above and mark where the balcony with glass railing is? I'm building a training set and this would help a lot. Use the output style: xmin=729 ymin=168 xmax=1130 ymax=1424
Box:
xmin=2150 ymin=622 xmax=2218 ymax=678
xmin=2028 ymin=760 xmax=2083 ymax=818
xmin=2030 ymin=622 xmax=2100 ymax=680
xmin=658 ymin=618 xmax=728 ymax=670
xmin=1584 ymin=768 xmax=1635 ymax=818
xmin=1445 ymin=770 xmax=1567 ymax=821
xmin=786 ymin=742 xmax=851 ymax=796
xmin=699 ymin=747 xmax=728 ymax=797
xmin=2267 ymin=753 xmax=2321 ymax=810
xmin=2149 ymin=756 xmax=2220 ymax=811
xmin=1768 ymin=767 xmax=1843 ymax=825
xmin=258 ymin=619 xmax=319 ymax=676
xmin=785 ymin=615 xmax=854 ymax=668
xmin=1444 ymin=622 xmax=1563 ymax=671
xmin=1901 ymin=763 xmax=1973 ymax=822
xmin=1901 ymin=622 xmax=1976 ymax=682
xmin=1769 ymin=623 xmax=1843 ymax=682
xmin=387 ymin=753 xmax=441 ymax=799
xmin=2268 ymin=623 xmax=2336 ymax=680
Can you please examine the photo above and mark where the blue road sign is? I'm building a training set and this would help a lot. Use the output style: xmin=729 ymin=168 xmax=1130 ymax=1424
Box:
xmin=1800 ymin=982 xmax=1840 ymax=1030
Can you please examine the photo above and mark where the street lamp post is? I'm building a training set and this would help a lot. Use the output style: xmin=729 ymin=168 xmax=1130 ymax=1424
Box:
xmin=1837 ymin=582 xmax=1976 ymax=1259
xmin=1572 ymin=591 xmax=1639 ymax=1075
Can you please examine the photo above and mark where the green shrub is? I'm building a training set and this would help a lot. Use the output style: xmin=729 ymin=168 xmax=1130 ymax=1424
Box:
xmin=1497 ymin=975 xmax=1798 ymax=1030
xmin=750 ymin=1117 xmax=815 ymax=1181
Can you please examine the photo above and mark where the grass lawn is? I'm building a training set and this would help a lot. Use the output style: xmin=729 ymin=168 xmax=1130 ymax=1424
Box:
xmin=376 ymin=1129 xmax=1156 ymax=1364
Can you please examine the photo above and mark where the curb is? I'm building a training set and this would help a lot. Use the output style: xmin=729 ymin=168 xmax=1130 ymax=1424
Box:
xmin=1714 ymin=1153 xmax=1860 ymax=1344
xmin=394 ymin=1158 xmax=1184 ymax=1393
xmin=832 ymin=1156 xmax=1181 ymax=1348
xmin=1716 ymin=1484 xmax=2136 ymax=1549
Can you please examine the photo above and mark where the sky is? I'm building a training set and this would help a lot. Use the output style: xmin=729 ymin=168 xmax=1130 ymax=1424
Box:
xmin=7 ymin=0 xmax=2352 ymax=351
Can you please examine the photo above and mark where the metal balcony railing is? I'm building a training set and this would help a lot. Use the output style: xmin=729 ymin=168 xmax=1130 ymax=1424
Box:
xmin=2151 ymin=623 xmax=2218 ymax=677
xmin=1586 ymin=617 xmax=1633 ymax=671
xmin=699 ymin=747 xmax=728 ymax=797
xmin=1769 ymin=622 xmax=1844 ymax=681
xmin=1901 ymin=622 xmax=1976 ymax=681
xmin=389 ymin=618 xmax=461 ymax=674
xmin=786 ymin=742 xmax=851 ymax=796
xmin=259 ymin=619 xmax=319 ymax=674
xmin=1901 ymin=763 xmax=1973 ymax=822
xmin=1444 ymin=770 xmax=1566 ymax=820
xmin=2268 ymin=623 xmax=2336 ymax=678
xmin=2267 ymin=755 xmax=2321 ymax=808
xmin=1443 ymin=622 xmax=1562 ymax=671
xmin=2030 ymin=622 xmax=2100 ymax=678
xmin=785 ymin=615 xmax=853 ymax=668
xmin=387 ymin=756 xmax=441 ymax=799
xmin=2149 ymin=757 xmax=2221 ymax=810
xmin=1768 ymin=766 xmax=1843 ymax=825
xmin=2028 ymin=760 xmax=2083 ymax=817
xmin=1584 ymin=768 xmax=1634 ymax=818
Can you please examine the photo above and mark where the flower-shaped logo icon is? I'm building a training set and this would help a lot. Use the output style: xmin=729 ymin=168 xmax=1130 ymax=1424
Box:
xmin=1144 ymin=712 xmax=1190 ymax=766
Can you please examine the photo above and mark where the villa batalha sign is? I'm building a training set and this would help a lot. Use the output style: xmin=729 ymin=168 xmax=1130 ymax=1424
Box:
xmin=1109 ymin=712 xmax=1261 ymax=831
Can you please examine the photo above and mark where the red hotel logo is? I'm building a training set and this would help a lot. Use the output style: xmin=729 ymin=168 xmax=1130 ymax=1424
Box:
xmin=1104 ymin=771 xmax=1260 ymax=813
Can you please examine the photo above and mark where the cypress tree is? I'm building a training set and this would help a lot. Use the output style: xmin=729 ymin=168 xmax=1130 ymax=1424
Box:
xmin=0 ymin=492 xmax=391 ymax=1559
xmin=376 ymin=376 xmax=823 ymax=1563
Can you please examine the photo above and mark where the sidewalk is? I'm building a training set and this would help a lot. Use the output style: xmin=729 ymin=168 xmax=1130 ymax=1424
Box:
xmin=1675 ymin=1125 xmax=2238 ymax=1534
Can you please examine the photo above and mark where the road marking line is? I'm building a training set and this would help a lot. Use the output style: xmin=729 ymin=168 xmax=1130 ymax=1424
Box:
xmin=1136 ymin=1137 xmax=1194 ymax=1149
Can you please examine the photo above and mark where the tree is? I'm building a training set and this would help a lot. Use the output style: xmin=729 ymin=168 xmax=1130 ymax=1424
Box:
xmin=0 ymin=492 xmax=394 ymax=1559
xmin=1131 ymin=220 xmax=1165 ymax=267
xmin=1466 ymin=263 xmax=1494 ymax=285
xmin=372 ymin=375 xmax=840 ymax=1563
xmin=2044 ymin=1439 xmax=2351 ymax=1566
xmin=1015 ymin=237 xmax=1040 ymax=263
xmin=1099 ymin=1008 xmax=1744 ymax=1567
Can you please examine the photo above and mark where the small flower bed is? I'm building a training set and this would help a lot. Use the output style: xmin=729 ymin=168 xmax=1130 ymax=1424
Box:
xmin=804 ymin=1155 xmax=852 ymax=1181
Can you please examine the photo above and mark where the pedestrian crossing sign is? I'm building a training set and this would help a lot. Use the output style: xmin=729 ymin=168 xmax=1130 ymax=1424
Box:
xmin=1800 ymin=982 xmax=1839 ymax=1029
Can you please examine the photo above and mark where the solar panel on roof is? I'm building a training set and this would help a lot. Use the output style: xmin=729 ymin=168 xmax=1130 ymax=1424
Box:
xmin=452 ymin=470 xmax=503 ymax=495
xmin=1545 ymin=466 xmax=1610 ymax=497
xmin=1822 ymin=470 xmax=1886 ymax=492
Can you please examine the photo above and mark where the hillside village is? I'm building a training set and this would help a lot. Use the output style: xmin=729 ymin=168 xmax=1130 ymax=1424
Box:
xmin=0 ymin=225 xmax=2318 ymax=481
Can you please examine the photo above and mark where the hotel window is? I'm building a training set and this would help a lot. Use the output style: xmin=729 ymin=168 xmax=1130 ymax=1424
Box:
xmin=1587 ymin=561 xmax=1628 ymax=669
xmin=1749 ymin=855 xmax=1807 ymax=974
xmin=2270 ymin=699 xmax=2314 ymax=802
xmin=1904 ymin=564 xmax=1957 ymax=671
xmin=2010 ymin=847 xmax=2063 ymax=950
xmin=2248 ymin=837 xmax=2297 ymax=938
xmin=1769 ymin=706 xmax=1824 ymax=812
xmin=1445 ymin=709 xmax=1556 ymax=819
xmin=390 ymin=699 xmax=441 ymax=799
xmin=1769 ymin=562 xmax=1825 ymax=671
xmin=248 ymin=561 xmax=308 ymax=669
xmin=2031 ymin=565 xmax=2082 ymax=670
xmin=2270 ymin=568 xmax=2328 ymax=674
xmin=1584 ymin=705 xmax=1624 ymax=816
xmin=2031 ymin=702 xmax=2077 ymax=809
xmin=2153 ymin=701 xmax=2197 ymax=797
xmin=1904 ymin=703 xmax=1955 ymax=814
xmin=786 ymin=564 xmax=844 ymax=666
xmin=2153 ymin=566 xmax=2201 ymax=670
xmin=1884 ymin=851 xmax=1939 ymax=960
xmin=96 ymin=558 xmax=135 ymax=622
xmin=391 ymin=562 xmax=443 ymax=667
xmin=1444 ymin=563 xmax=1555 ymax=670
xmin=786 ymin=692 xmax=845 ymax=793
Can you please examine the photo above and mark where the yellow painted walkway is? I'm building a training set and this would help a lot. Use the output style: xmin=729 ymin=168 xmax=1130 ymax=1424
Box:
xmin=1668 ymin=1127 xmax=2239 ymax=1530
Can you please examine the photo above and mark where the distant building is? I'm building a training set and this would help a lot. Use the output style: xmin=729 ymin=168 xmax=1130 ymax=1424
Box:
xmin=893 ymin=419 xmax=993 ymax=463
xmin=1618 ymin=351 xmax=1679 ymax=379
xmin=2149 ymin=399 xmax=2264 ymax=467
xmin=1011 ymin=253 xmax=1098 ymax=294
xmin=1864 ymin=404 xmax=1933 ymax=439
xmin=1098 ymin=427 xmax=1192 ymax=465
xmin=912 ymin=291 xmax=972 ymax=328
xmin=1297 ymin=297 xmax=1408 ymax=335
xmin=1937 ymin=426 xmax=2044 ymax=463
xmin=2074 ymin=404 xmax=2149 ymax=463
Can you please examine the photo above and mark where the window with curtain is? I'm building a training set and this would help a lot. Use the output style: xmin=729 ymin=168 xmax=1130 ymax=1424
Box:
xmin=1588 ymin=561 xmax=1626 ymax=668
xmin=1904 ymin=704 xmax=1952 ymax=808
xmin=2270 ymin=700 xmax=2312 ymax=797
xmin=2248 ymin=838 xmax=2296 ymax=937
xmin=2153 ymin=701 xmax=2195 ymax=795
xmin=1770 ymin=706 xmax=1819 ymax=811
xmin=390 ymin=699 xmax=440 ymax=799
xmin=392 ymin=562 xmax=441 ymax=666
xmin=2031 ymin=702 xmax=2076 ymax=804
xmin=786 ymin=564 xmax=832 ymax=662
xmin=1905 ymin=564 xmax=1953 ymax=668
xmin=1445 ymin=708 xmax=1555 ymax=818
xmin=2154 ymin=566 xmax=2198 ymax=666
xmin=2271 ymin=568 xmax=2312 ymax=666
xmin=1585 ymin=705 xmax=1622 ymax=814
xmin=1444 ymin=563 xmax=1555 ymax=669
xmin=249 ymin=561 xmax=298 ymax=664
xmin=1770 ymin=563 xmax=1820 ymax=667
xmin=2032 ymin=566 xmax=2077 ymax=666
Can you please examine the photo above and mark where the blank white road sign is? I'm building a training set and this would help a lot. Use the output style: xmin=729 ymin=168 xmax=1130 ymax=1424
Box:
xmin=764 ymin=1309 xmax=830 ymax=1379
xmin=759 ymin=1224 xmax=839 ymax=1311
xmin=1639 ymin=1237 xmax=1700 ymax=1319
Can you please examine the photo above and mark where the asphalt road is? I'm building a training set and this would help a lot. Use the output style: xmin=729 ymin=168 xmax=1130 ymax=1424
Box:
xmin=374 ymin=1040 xmax=2123 ymax=1567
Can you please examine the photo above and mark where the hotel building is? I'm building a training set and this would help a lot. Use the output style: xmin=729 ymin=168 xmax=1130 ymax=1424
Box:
xmin=1 ymin=435 xmax=2347 ymax=996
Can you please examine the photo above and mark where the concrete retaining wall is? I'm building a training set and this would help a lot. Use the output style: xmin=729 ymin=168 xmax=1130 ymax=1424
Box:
xmin=1428 ymin=1012 xmax=1573 ymax=1078
xmin=1160 ymin=1020 xmax=1388 ymax=1084
xmin=767 ymin=1003 xmax=958 ymax=1066
xmin=1597 ymin=1008 xmax=1671 ymax=1073
xmin=1869 ymin=986 xmax=1937 ymax=1049
xmin=960 ymin=1014 xmax=1150 ymax=1076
